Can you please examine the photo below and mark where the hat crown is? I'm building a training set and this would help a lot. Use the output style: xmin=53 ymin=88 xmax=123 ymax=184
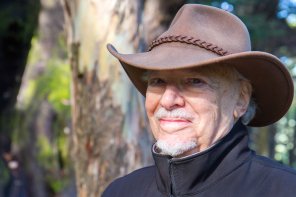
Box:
xmin=158 ymin=4 xmax=251 ymax=54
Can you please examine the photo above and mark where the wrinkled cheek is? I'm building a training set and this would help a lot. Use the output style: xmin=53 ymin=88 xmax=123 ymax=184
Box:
xmin=211 ymin=108 xmax=218 ymax=122
xmin=145 ymin=100 xmax=153 ymax=116
xmin=145 ymin=94 xmax=161 ymax=140
xmin=148 ymin=118 xmax=160 ymax=139
xmin=206 ymin=98 xmax=219 ymax=120
xmin=195 ymin=104 xmax=218 ymax=130
xmin=145 ymin=93 xmax=159 ymax=116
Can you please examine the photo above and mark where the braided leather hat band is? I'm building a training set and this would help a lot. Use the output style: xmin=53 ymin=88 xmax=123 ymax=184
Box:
xmin=148 ymin=35 xmax=230 ymax=56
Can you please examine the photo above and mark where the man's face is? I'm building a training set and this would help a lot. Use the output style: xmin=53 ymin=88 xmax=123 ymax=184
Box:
xmin=145 ymin=66 xmax=249 ymax=157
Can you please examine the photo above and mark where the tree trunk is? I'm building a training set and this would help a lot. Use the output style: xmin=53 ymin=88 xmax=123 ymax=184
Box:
xmin=62 ymin=0 xmax=184 ymax=195
xmin=63 ymin=1 xmax=149 ymax=196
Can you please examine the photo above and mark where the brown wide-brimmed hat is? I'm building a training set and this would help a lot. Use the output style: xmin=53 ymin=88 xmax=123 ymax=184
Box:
xmin=107 ymin=4 xmax=294 ymax=127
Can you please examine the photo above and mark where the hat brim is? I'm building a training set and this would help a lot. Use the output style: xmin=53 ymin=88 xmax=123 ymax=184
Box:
xmin=107 ymin=44 xmax=294 ymax=127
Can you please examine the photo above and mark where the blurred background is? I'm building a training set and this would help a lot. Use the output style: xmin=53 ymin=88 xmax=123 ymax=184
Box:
xmin=0 ymin=0 xmax=296 ymax=196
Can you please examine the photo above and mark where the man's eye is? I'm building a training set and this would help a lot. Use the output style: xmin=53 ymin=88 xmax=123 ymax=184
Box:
xmin=184 ymin=78 xmax=205 ymax=86
xmin=148 ymin=78 xmax=165 ymax=86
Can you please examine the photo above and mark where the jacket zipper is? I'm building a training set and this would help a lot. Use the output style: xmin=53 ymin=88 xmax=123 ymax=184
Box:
xmin=169 ymin=160 xmax=175 ymax=197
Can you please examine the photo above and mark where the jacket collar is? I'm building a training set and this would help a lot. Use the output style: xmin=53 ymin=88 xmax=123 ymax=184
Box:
xmin=152 ymin=121 xmax=252 ymax=196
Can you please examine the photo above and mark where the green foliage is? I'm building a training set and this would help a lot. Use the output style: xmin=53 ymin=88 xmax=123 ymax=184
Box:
xmin=276 ymin=110 xmax=296 ymax=166
xmin=22 ymin=37 xmax=71 ymax=114
xmin=26 ymin=37 xmax=41 ymax=70
xmin=241 ymin=15 xmax=285 ymax=50
xmin=14 ymin=33 xmax=72 ymax=194
xmin=282 ymin=56 xmax=296 ymax=76
xmin=187 ymin=0 xmax=212 ymax=5
xmin=36 ymin=134 xmax=70 ymax=193
xmin=56 ymin=133 xmax=69 ymax=164
xmin=47 ymin=176 xmax=68 ymax=193
xmin=0 ymin=159 xmax=10 ymax=186
xmin=36 ymin=59 xmax=71 ymax=114
xmin=37 ymin=135 xmax=55 ymax=168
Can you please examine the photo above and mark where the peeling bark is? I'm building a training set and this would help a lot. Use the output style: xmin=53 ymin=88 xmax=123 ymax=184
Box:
xmin=70 ymin=42 xmax=128 ymax=195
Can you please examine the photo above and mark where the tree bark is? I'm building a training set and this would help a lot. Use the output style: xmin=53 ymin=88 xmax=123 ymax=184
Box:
xmin=63 ymin=0 xmax=150 ymax=196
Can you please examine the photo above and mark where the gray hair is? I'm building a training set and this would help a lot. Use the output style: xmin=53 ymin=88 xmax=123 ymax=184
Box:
xmin=235 ymin=69 xmax=257 ymax=125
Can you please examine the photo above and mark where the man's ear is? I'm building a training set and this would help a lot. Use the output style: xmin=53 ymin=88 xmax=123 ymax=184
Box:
xmin=233 ymin=81 xmax=252 ymax=119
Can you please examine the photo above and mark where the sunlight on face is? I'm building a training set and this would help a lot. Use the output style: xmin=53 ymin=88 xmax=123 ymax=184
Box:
xmin=145 ymin=65 xmax=250 ymax=157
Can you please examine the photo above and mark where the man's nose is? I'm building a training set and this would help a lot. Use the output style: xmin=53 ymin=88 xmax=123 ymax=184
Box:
xmin=160 ymin=85 xmax=185 ymax=110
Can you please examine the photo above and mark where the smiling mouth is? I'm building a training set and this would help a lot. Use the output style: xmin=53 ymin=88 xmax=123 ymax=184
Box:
xmin=158 ymin=118 xmax=192 ymax=132
xmin=159 ymin=118 xmax=192 ymax=123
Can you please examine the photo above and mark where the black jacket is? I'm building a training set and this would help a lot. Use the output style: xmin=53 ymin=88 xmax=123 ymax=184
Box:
xmin=103 ymin=122 xmax=296 ymax=197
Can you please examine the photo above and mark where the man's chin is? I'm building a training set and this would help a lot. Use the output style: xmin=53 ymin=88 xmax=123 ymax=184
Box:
xmin=155 ymin=140 xmax=197 ymax=157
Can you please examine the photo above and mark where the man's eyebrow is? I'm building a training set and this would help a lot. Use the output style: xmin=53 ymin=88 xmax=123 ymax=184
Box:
xmin=184 ymin=69 xmax=221 ymax=89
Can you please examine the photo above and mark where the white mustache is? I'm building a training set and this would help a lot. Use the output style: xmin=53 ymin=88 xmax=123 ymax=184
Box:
xmin=154 ymin=107 xmax=194 ymax=120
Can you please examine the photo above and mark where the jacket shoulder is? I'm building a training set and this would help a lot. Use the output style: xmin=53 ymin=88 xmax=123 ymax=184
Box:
xmin=252 ymin=154 xmax=296 ymax=177
xmin=102 ymin=165 xmax=156 ymax=197
xmin=250 ymin=154 xmax=296 ymax=195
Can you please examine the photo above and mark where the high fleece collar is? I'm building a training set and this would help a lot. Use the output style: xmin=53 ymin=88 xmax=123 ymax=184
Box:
xmin=152 ymin=121 xmax=252 ymax=196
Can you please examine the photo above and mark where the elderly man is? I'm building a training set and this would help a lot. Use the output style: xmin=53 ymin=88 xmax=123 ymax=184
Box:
xmin=103 ymin=4 xmax=296 ymax=197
